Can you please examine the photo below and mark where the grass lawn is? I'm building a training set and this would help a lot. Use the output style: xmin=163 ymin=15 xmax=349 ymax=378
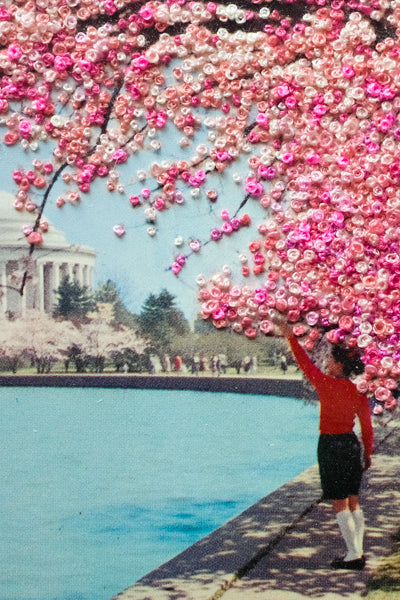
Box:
xmin=0 ymin=365 xmax=303 ymax=378
xmin=367 ymin=529 xmax=400 ymax=598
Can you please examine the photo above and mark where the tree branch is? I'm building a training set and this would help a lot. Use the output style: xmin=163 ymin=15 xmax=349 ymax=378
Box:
xmin=19 ymin=161 xmax=68 ymax=295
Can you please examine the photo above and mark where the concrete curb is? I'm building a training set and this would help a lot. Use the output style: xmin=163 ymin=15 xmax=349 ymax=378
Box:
xmin=0 ymin=375 xmax=310 ymax=398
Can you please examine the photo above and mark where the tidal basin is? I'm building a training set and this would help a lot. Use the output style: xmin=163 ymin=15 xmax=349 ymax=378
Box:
xmin=1 ymin=386 xmax=318 ymax=600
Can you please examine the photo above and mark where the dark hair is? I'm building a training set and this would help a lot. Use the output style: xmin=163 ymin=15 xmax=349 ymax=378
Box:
xmin=331 ymin=345 xmax=365 ymax=377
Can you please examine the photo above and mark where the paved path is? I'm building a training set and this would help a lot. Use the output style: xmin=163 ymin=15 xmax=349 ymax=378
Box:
xmin=112 ymin=414 xmax=400 ymax=600
xmin=222 ymin=417 xmax=400 ymax=599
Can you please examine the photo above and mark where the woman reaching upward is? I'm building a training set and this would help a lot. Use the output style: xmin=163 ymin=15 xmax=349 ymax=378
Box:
xmin=280 ymin=324 xmax=373 ymax=570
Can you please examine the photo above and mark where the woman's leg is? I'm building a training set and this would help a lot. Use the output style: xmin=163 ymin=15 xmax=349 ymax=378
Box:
xmin=348 ymin=495 xmax=360 ymax=511
xmin=331 ymin=496 xmax=365 ymax=568
xmin=318 ymin=435 xmax=365 ymax=568
xmin=333 ymin=501 xmax=360 ymax=561
xmin=349 ymin=495 xmax=365 ymax=557
xmin=332 ymin=498 xmax=348 ymax=513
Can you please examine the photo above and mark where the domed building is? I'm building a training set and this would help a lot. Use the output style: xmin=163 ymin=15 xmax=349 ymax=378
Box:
xmin=0 ymin=191 xmax=96 ymax=316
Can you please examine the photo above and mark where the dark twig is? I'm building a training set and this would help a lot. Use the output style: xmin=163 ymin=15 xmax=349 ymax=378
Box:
xmin=18 ymin=161 xmax=68 ymax=295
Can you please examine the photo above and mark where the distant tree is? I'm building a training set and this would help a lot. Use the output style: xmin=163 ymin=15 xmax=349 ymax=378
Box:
xmin=79 ymin=321 xmax=146 ymax=372
xmin=111 ymin=347 xmax=147 ymax=373
xmin=0 ymin=312 xmax=81 ymax=373
xmin=95 ymin=280 xmax=120 ymax=304
xmin=19 ymin=312 xmax=78 ymax=373
xmin=193 ymin=317 xmax=215 ymax=335
xmin=138 ymin=290 xmax=190 ymax=354
xmin=182 ymin=326 xmax=288 ymax=374
xmin=66 ymin=344 xmax=88 ymax=373
xmin=53 ymin=276 xmax=96 ymax=323
xmin=0 ymin=317 xmax=28 ymax=372
xmin=191 ymin=329 xmax=244 ymax=373
xmin=95 ymin=280 xmax=138 ymax=329
xmin=169 ymin=333 xmax=199 ymax=369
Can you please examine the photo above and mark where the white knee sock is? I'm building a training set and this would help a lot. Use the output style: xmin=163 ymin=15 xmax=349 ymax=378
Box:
xmin=352 ymin=508 xmax=365 ymax=556
xmin=336 ymin=509 xmax=360 ymax=561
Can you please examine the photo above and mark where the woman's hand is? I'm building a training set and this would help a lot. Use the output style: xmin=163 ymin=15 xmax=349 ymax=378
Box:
xmin=278 ymin=321 xmax=293 ymax=339
xmin=271 ymin=314 xmax=293 ymax=338
xmin=363 ymin=455 xmax=372 ymax=470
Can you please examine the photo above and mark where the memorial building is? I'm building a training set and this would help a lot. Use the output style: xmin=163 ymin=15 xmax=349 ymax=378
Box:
xmin=0 ymin=191 xmax=96 ymax=316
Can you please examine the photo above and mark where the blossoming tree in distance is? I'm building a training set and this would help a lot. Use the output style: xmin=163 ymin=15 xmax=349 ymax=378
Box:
xmin=1 ymin=0 xmax=400 ymax=409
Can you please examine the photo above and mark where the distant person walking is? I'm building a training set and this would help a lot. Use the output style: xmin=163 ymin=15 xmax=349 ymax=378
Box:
xmin=163 ymin=354 xmax=171 ymax=373
xmin=242 ymin=355 xmax=252 ymax=373
xmin=150 ymin=354 xmax=162 ymax=374
xmin=200 ymin=355 xmax=208 ymax=372
xmin=218 ymin=353 xmax=227 ymax=375
xmin=193 ymin=354 xmax=200 ymax=375
xmin=280 ymin=354 xmax=288 ymax=374
xmin=280 ymin=323 xmax=373 ymax=570
xmin=173 ymin=355 xmax=182 ymax=371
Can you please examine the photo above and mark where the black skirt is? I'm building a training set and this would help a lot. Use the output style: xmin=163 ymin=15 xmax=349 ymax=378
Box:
xmin=317 ymin=432 xmax=363 ymax=500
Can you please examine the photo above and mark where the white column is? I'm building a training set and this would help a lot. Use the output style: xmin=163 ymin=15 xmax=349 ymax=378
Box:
xmin=0 ymin=263 xmax=7 ymax=314
xmin=74 ymin=264 xmax=82 ymax=286
xmin=51 ymin=262 xmax=61 ymax=311
xmin=43 ymin=263 xmax=50 ymax=313
xmin=53 ymin=262 xmax=61 ymax=292
xmin=88 ymin=266 xmax=94 ymax=291
xmin=38 ymin=263 xmax=45 ymax=313
xmin=60 ymin=263 xmax=68 ymax=283
xmin=43 ymin=262 xmax=57 ymax=314
xmin=49 ymin=263 xmax=56 ymax=313
xmin=82 ymin=265 xmax=88 ymax=287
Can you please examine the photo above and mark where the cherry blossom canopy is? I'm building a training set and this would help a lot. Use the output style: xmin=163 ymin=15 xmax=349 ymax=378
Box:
xmin=0 ymin=0 xmax=400 ymax=408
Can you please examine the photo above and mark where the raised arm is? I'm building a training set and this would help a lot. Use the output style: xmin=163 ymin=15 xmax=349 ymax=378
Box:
xmin=287 ymin=335 xmax=323 ymax=387
xmin=278 ymin=323 xmax=322 ymax=387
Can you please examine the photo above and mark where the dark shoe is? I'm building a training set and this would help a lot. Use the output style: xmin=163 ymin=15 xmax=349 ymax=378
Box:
xmin=331 ymin=556 xmax=366 ymax=570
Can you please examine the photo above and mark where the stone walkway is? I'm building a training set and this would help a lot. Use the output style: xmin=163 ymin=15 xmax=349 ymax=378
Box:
xmin=111 ymin=414 xmax=400 ymax=600
xmin=221 ymin=418 xmax=400 ymax=600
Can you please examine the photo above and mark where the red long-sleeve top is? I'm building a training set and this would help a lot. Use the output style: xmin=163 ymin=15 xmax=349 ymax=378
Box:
xmin=288 ymin=336 xmax=374 ymax=458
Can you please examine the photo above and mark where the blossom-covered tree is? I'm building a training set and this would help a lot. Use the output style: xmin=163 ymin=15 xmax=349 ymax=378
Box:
xmin=79 ymin=320 xmax=146 ymax=371
xmin=0 ymin=310 xmax=146 ymax=372
xmin=0 ymin=316 xmax=30 ymax=371
xmin=1 ymin=0 xmax=400 ymax=407
xmin=0 ymin=311 xmax=79 ymax=372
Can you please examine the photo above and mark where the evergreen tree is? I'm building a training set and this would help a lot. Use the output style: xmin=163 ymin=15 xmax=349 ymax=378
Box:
xmin=95 ymin=280 xmax=138 ymax=328
xmin=138 ymin=289 xmax=190 ymax=353
xmin=53 ymin=276 xmax=96 ymax=323
xmin=193 ymin=317 xmax=215 ymax=334
xmin=95 ymin=280 xmax=119 ymax=304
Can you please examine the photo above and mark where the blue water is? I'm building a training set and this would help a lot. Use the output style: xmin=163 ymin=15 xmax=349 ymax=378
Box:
xmin=0 ymin=387 xmax=318 ymax=600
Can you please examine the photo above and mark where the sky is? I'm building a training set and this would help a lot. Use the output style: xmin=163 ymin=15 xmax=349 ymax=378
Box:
xmin=0 ymin=124 xmax=266 ymax=321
